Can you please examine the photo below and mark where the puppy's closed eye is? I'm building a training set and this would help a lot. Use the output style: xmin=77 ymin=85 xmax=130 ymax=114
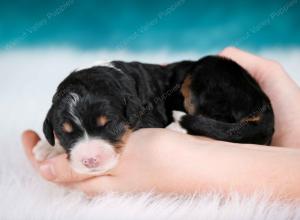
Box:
xmin=97 ymin=115 xmax=108 ymax=127
xmin=62 ymin=122 xmax=73 ymax=133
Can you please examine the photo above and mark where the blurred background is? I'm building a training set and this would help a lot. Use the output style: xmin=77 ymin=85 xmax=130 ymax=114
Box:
xmin=0 ymin=0 xmax=299 ymax=141
xmin=1 ymin=0 xmax=299 ymax=51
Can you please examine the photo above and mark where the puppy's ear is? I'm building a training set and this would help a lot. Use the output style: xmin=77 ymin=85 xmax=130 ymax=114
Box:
xmin=43 ymin=107 xmax=55 ymax=146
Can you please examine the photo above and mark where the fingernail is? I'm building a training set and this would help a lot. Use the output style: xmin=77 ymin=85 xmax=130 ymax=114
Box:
xmin=40 ymin=164 xmax=56 ymax=180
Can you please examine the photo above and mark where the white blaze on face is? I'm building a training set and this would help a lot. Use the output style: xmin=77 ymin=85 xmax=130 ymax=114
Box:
xmin=70 ymin=138 xmax=119 ymax=174
xmin=68 ymin=92 xmax=82 ymax=127
xmin=65 ymin=92 xmax=119 ymax=174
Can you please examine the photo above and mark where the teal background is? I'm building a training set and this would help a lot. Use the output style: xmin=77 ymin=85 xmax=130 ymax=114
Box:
xmin=0 ymin=0 xmax=299 ymax=51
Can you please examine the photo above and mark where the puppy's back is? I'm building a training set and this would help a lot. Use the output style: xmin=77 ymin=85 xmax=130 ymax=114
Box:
xmin=170 ymin=56 xmax=275 ymax=144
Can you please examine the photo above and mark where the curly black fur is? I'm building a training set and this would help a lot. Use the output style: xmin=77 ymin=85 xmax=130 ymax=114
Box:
xmin=43 ymin=56 xmax=274 ymax=154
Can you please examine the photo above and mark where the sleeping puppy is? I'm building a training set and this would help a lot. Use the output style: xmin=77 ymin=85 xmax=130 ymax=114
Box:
xmin=33 ymin=61 xmax=175 ymax=174
xmin=166 ymin=56 xmax=274 ymax=144
xmin=33 ymin=56 xmax=275 ymax=175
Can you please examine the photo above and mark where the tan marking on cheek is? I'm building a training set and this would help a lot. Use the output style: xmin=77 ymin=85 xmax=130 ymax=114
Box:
xmin=181 ymin=75 xmax=195 ymax=115
xmin=62 ymin=122 xmax=73 ymax=133
xmin=114 ymin=126 xmax=132 ymax=153
xmin=97 ymin=115 xmax=108 ymax=126
xmin=241 ymin=115 xmax=261 ymax=123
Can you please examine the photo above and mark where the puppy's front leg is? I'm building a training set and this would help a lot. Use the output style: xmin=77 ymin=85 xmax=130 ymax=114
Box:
xmin=33 ymin=140 xmax=65 ymax=161
xmin=166 ymin=111 xmax=187 ymax=134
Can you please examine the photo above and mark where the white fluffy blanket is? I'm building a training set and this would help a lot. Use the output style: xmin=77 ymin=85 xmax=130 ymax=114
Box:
xmin=1 ymin=48 xmax=299 ymax=220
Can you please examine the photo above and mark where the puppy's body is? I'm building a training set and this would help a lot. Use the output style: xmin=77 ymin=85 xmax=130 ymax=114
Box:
xmin=167 ymin=56 xmax=274 ymax=144
xmin=35 ymin=56 xmax=275 ymax=174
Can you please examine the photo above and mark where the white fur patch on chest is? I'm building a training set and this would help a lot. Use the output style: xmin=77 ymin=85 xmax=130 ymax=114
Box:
xmin=166 ymin=110 xmax=187 ymax=134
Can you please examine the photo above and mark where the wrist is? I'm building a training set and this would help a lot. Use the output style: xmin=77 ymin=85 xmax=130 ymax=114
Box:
xmin=147 ymin=131 xmax=212 ymax=193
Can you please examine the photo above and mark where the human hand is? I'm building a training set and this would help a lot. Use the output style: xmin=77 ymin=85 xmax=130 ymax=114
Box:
xmin=23 ymin=129 xmax=204 ymax=196
xmin=220 ymin=47 xmax=300 ymax=147
xmin=23 ymin=127 xmax=300 ymax=199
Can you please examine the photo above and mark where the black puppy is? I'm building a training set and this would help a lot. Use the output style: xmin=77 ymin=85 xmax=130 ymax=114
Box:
xmin=33 ymin=61 xmax=175 ymax=174
xmin=166 ymin=56 xmax=274 ymax=144
xmin=33 ymin=56 xmax=274 ymax=174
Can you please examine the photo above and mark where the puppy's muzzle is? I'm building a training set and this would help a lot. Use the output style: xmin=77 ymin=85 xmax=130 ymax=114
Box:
xmin=82 ymin=156 xmax=101 ymax=168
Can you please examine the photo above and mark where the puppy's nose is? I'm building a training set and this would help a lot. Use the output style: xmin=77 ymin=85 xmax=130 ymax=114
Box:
xmin=82 ymin=156 xmax=100 ymax=168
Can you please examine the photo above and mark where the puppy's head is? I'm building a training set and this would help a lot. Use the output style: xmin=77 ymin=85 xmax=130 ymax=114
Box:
xmin=43 ymin=70 xmax=134 ymax=174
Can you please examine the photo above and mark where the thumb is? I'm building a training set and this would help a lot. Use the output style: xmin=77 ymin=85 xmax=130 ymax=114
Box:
xmin=39 ymin=154 xmax=96 ymax=184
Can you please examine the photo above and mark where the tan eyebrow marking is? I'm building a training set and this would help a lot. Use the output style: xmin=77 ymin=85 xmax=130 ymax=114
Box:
xmin=97 ymin=115 xmax=108 ymax=126
xmin=62 ymin=122 xmax=73 ymax=133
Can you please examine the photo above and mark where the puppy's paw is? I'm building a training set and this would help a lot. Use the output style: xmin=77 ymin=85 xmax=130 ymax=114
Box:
xmin=33 ymin=140 xmax=65 ymax=161
xmin=172 ymin=110 xmax=187 ymax=122
xmin=166 ymin=122 xmax=187 ymax=134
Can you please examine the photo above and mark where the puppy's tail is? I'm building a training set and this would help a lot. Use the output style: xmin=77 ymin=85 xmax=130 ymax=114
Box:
xmin=180 ymin=106 xmax=274 ymax=145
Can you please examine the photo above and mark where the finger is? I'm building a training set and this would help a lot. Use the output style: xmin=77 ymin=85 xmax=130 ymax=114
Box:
xmin=22 ymin=130 xmax=41 ymax=169
xmin=71 ymin=175 xmax=116 ymax=196
xmin=40 ymin=155 xmax=96 ymax=183
xmin=219 ymin=47 xmax=269 ymax=84
xmin=219 ymin=47 xmax=298 ymax=96
xmin=219 ymin=47 xmax=264 ymax=71
xmin=22 ymin=130 xmax=99 ymax=184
